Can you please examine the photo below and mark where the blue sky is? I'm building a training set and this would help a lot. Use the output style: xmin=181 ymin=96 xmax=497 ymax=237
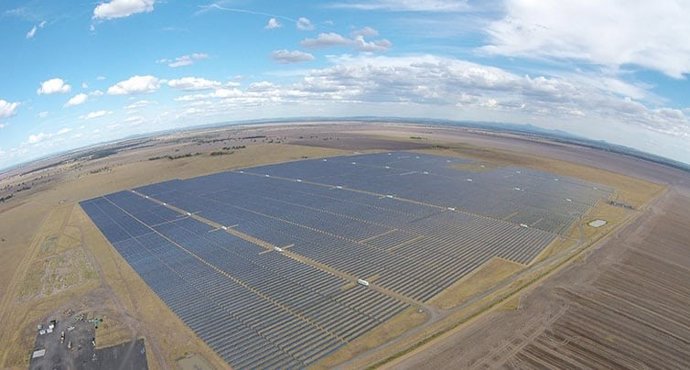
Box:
xmin=1 ymin=0 xmax=690 ymax=169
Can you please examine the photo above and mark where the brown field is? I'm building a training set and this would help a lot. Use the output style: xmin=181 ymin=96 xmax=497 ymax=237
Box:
xmin=0 ymin=122 xmax=684 ymax=369
xmin=0 ymin=128 xmax=350 ymax=369
xmin=384 ymin=183 xmax=690 ymax=369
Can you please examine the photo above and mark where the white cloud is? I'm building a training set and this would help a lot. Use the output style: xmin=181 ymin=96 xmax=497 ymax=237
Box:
xmin=265 ymin=18 xmax=281 ymax=29
xmin=125 ymin=99 xmax=155 ymax=109
xmin=37 ymin=78 xmax=71 ymax=95
xmin=329 ymin=0 xmax=469 ymax=12
xmin=353 ymin=35 xmax=392 ymax=52
xmin=168 ymin=77 xmax=222 ymax=90
xmin=301 ymin=32 xmax=392 ymax=52
xmin=157 ymin=53 xmax=208 ymax=68
xmin=107 ymin=75 xmax=160 ymax=95
xmin=173 ymin=54 xmax=690 ymax=141
xmin=38 ymin=111 xmax=49 ymax=118
xmin=80 ymin=110 xmax=112 ymax=120
xmin=124 ymin=115 xmax=145 ymax=125
xmin=483 ymin=0 xmax=690 ymax=78
xmin=93 ymin=0 xmax=155 ymax=20
xmin=248 ymin=81 xmax=277 ymax=91
xmin=271 ymin=50 xmax=315 ymax=64
xmin=297 ymin=17 xmax=314 ymax=31
xmin=0 ymin=123 xmax=5 ymax=129
xmin=213 ymin=88 xmax=243 ymax=98
xmin=301 ymin=33 xmax=352 ymax=48
xmin=174 ymin=87 xmax=244 ymax=102
xmin=0 ymin=99 xmax=19 ymax=118
xmin=28 ymin=132 xmax=49 ymax=144
xmin=25 ymin=20 xmax=46 ymax=39
xmin=96 ymin=76 xmax=107 ymax=80
xmin=25 ymin=126 xmax=73 ymax=146
xmin=26 ymin=25 xmax=37 ymax=39
xmin=64 ymin=93 xmax=88 ymax=107
xmin=351 ymin=26 xmax=379 ymax=37
xmin=56 ymin=127 xmax=72 ymax=135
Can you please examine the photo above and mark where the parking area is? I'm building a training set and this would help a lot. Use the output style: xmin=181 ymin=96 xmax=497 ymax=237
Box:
xmin=29 ymin=313 xmax=147 ymax=370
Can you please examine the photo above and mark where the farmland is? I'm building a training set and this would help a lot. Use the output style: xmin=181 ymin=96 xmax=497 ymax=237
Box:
xmin=0 ymin=122 xmax=679 ymax=369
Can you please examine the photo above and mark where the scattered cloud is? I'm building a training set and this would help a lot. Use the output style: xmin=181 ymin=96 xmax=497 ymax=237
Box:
xmin=26 ymin=25 xmax=37 ymax=39
xmin=0 ymin=123 xmax=6 ymax=129
xmin=0 ymin=99 xmax=20 ymax=118
xmin=265 ymin=18 xmax=281 ymax=29
xmin=107 ymin=75 xmax=160 ymax=95
xmin=28 ymin=132 xmax=49 ymax=144
xmin=351 ymin=26 xmax=378 ymax=37
xmin=483 ymin=0 xmax=690 ymax=78
xmin=25 ymin=21 xmax=46 ymax=39
xmin=157 ymin=53 xmax=209 ymax=68
xmin=168 ymin=77 xmax=222 ymax=90
xmin=125 ymin=100 xmax=155 ymax=109
xmin=80 ymin=110 xmax=112 ymax=120
xmin=96 ymin=76 xmax=107 ymax=81
xmin=56 ymin=127 xmax=72 ymax=135
xmin=172 ymin=54 xmax=689 ymax=140
xmin=301 ymin=32 xmax=392 ymax=52
xmin=124 ymin=115 xmax=145 ymax=125
xmin=247 ymin=81 xmax=277 ymax=91
xmin=301 ymin=33 xmax=351 ymax=48
xmin=4 ymin=6 xmax=40 ymax=21
xmin=64 ymin=93 xmax=89 ymax=107
xmin=271 ymin=50 xmax=316 ymax=64
xmin=353 ymin=36 xmax=392 ymax=52
xmin=297 ymin=17 xmax=314 ymax=31
xmin=26 ymin=126 xmax=74 ymax=146
xmin=93 ymin=0 xmax=156 ymax=20
xmin=38 ymin=111 xmax=49 ymax=118
xmin=37 ymin=78 xmax=71 ymax=95
xmin=329 ymin=0 xmax=469 ymax=12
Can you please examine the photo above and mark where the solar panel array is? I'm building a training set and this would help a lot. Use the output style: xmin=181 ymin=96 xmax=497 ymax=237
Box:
xmin=81 ymin=151 xmax=613 ymax=369
xmin=81 ymin=192 xmax=407 ymax=369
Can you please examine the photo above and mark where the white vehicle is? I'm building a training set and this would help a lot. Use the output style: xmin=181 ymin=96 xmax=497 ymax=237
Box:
xmin=357 ymin=279 xmax=370 ymax=287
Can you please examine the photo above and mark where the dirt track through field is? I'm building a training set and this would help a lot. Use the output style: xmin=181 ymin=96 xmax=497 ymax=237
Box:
xmin=0 ymin=206 xmax=69 ymax=366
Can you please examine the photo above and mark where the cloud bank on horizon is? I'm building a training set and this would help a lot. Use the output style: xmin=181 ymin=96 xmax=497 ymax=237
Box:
xmin=1 ymin=0 xmax=689 ymax=169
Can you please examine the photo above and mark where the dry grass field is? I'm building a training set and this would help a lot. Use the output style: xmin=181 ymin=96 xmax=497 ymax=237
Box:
xmin=429 ymin=257 xmax=524 ymax=310
xmin=0 ymin=130 xmax=349 ymax=369
xmin=0 ymin=122 xmax=681 ymax=369
xmin=313 ymin=307 xmax=429 ymax=369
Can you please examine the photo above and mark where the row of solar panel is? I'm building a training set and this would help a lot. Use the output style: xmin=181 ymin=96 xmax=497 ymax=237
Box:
xmin=235 ymin=152 xmax=611 ymax=233
xmin=81 ymin=194 xmax=408 ymax=369
xmin=132 ymin=175 xmax=555 ymax=301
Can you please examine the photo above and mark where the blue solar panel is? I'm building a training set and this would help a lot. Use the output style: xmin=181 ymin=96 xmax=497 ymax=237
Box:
xmin=82 ymin=151 xmax=614 ymax=368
